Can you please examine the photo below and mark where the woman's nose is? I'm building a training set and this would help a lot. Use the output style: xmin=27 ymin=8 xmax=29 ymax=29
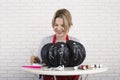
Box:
xmin=57 ymin=26 xmax=61 ymax=30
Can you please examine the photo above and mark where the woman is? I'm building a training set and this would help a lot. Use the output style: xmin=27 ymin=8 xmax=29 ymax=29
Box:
xmin=39 ymin=8 xmax=79 ymax=61
xmin=32 ymin=8 xmax=82 ymax=80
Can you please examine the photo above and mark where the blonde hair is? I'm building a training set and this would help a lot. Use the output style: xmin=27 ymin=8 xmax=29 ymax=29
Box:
xmin=52 ymin=8 xmax=73 ymax=32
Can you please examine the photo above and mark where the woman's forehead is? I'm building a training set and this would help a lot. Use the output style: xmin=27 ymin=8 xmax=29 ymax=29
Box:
xmin=55 ymin=18 xmax=63 ymax=24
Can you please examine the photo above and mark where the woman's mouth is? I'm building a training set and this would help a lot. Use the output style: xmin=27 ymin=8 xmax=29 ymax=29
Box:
xmin=56 ymin=31 xmax=63 ymax=34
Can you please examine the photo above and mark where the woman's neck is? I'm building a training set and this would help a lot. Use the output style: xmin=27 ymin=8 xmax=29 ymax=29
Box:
xmin=56 ymin=35 xmax=67 ymax=40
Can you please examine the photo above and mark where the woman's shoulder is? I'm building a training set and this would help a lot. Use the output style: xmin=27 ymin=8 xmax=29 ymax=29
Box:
xmin=41 ymin=35 xmax=54 ymax=43
xmin=69 ymin=36 xmax=80 ymax=42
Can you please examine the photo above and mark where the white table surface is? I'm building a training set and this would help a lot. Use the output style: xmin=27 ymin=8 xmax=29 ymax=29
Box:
xmin=22 ymin=67 xmax=108 ymax=76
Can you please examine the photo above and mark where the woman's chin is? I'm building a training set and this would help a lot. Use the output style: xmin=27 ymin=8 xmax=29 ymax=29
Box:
xmin=56 ymin=34 xmax=64 ymax=37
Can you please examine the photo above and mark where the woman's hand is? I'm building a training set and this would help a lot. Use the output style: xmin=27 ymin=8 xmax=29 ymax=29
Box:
xmin=30 ymin=56 xmax=40 ymax=65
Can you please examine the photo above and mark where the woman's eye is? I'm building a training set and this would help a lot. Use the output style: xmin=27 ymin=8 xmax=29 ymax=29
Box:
xmin=55 ymin=24 xmax=58 ymax=26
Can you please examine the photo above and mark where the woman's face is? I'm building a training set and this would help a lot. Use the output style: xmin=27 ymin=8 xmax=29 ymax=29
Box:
xmin=53 ymin=17 xmax=68 ymax=39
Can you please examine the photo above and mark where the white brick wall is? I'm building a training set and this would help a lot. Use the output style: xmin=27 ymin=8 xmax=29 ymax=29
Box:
xmin=0 ymin=0 xmax=120 ymax=80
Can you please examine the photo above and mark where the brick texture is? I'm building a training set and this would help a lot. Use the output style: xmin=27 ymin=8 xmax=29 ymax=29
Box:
xmin=0 ymin=0 xmax=120 ymax=80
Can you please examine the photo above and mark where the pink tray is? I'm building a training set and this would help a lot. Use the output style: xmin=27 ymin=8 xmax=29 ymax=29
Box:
xmin=22 ymin=65 xmax=42 ymax=68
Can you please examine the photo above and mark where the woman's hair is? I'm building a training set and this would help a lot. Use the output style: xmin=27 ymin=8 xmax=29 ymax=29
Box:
xmin=52 ymin=8 xmax=73 ymax=32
